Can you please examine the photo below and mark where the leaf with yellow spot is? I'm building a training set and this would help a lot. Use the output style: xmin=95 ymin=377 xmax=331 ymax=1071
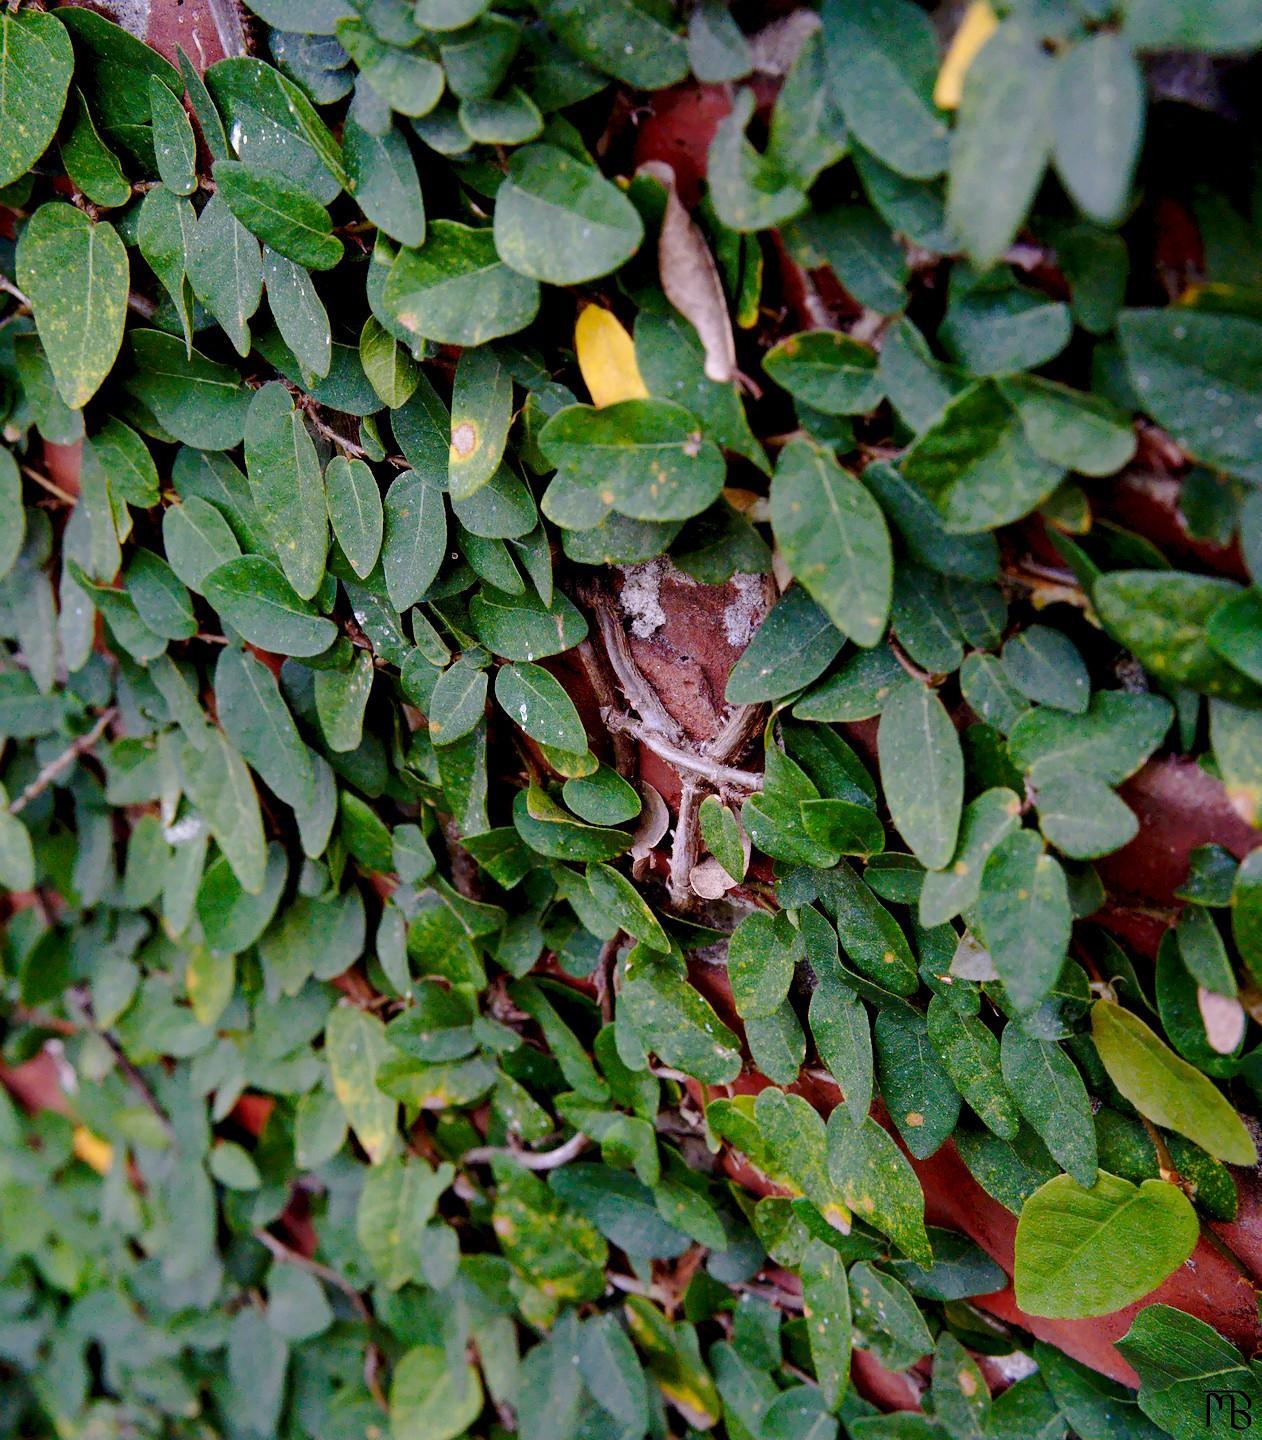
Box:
xmin=826 ymin=1107 xmax=932 ymax=1266
xmin=73 ymin=1127 xmax=114 ymax=1175
xmin=325 ymin=1004 xmax=397 ymax=1164
xmin=934 ymin=0 xmax=998 ymax=110
xmin=576 ymin=305 xmax=648 ymax=408
xmin=755 ymin=1087 xmax=852 ymax=1234
xmin=801 ymin=1238 xmax=852 ymax=1411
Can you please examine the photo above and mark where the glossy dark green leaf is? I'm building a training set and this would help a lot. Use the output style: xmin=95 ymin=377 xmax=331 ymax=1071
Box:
xmin=216 ymin=159 xmax=343 ymax=270
xmin=874 ymin=1008 xmax=961 ymax=1159
xmin=204 ymin=556 xmax=337 ymax=656
xmin=382 ymin=470 xmax=446 ymax=612
xmin=977 ymin=830 xmax=1071 ymax=1013
xmin=384 ymin=220 xmax=540 ymax=348
xmin=725 ymin=589 xmax=844 ymax=705
xmin=878 ymin=681 xmax=963 ymax=870
xmin=1000 ymin=1025 xmax=1097 ymax=1186
xmin=244 ymin=382 xmax=328 ymax=600
xmin=771 ymin=439 xmax=892 ymax=648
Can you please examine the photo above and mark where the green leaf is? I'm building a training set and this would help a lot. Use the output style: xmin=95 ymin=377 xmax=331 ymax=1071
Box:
xmin=0 ymin=11 xmax=74 ymax=189
xmin=926 ymin=995 xmax=1018 ymax=1141
xmin=494 ymin=143 xmax=643 ymax=284
xmin=428 ymin=658 xmax=489 ymax=746
xmin=578 ymin=1315 xmax=650 ymax=1432
xmin=215 ymin=645 xmax=314 ymax=810
xmin=827 ymin=1108 xmax=931 ymax=1265
xmin=126 ymin=329 xmax=251 ymax=449
xmin=345 ymin=116 xmax=425 ymax=249
xmin=707 ymin=89 xmax=807 ymax=233
xmin=449 ymin=346 xmax=512 ymax=501
xmin=919 ymin=787 xmax=1021 ymax=927
xmin=325 ymin=456 xmax=383 ymax=580
xmin=468 ymin=585 xmax=587 ymax=661
xmin=206 ymin=53 xmax=345 ymax=197
xmin=1095 ymin=570 xmax=1256 ymax=699
xmin=533 ymin=0 xmax=687 ymax=89
xmin=698 ymin=795 xmax=746 ymax=884
xmin=1119 ymin=308 xmax=1262 ymax=483
xmin=1000 ymin=1026 xmax=1097 ymax=1186
xmin=60 ymin=90 xmax=130 ymax=208
xmin=188 ymin=193 xmax=263 ymax=358
xmin=729 ymin=912 xmax=798 ymax=1020
xmin=725 ymin=588 xmax=844 ymax=705
xmin=390 ymin=1344 xmax=482 ymax=1440
xmin=1207 ymin=587 xmax=1262 ymax=687
xmin=815 ymin=861 xmax=919 ymax=996
xmin=1212 ymin=698 xmax=1262 ymax=829
xmin=1004 ymin=373 xmax=1137 ymax=478
xmin=764 ymin=331 xmax=882 ymax=416
xmin=586 ymin=863 xmax=669 ymax=954
xmin=384 ymin=220 xmax=540 ymax=348
xmin=800 ymin=1238 xmax=852 ymax=1411
xmin=126 ymin=548 xmax=196 ymax=640
xmin=382 ymin=470 xmax=446 ymax=611
xmin=1008 ymin=689 xmax=1172 ymax=786
xmin=337 ymin=19 xmax=444 ymax=117
xmin=540 ymin=400 xmax=724 ymax=523
xmin=821 ymin=0 xmax=947 ymax=181
xmin=1117 ymin=1304 xmax=1262 ymax=1440
xmin=204 ymin=556 xmax=337 ymax=656
xmin=848 ymin=1261 xmax=933 ymax=1371
xmin=1013 ymin=1171 xmax=1198 ymax=1319
xmin=315 ymin=648 xmax=374 ymax=752
xmin=1090 ymin=999 xmax=1256 ymax=1164
xmin=513 ymin=786 xmax=629 ymax=861
xmin=1232 ymin=848 xmax=1262 ymax=982
xmin=620 ymin=948 xmax=742 ymax=1085
xmin=215 ymin=159 xmax=343 ymax=270
xmin=931 ymin=1334 xmax=990 ymax=1440
xmin=263 ymin=248 xmax=332 ymax=379
xmin=16 ymin=203 xmax=129 ymax=410
xmin=148 ymin=73 xmax=196 ymax=196
xmin=771 ymin=438 xmax=892 ymax=648
xmin=244 ymin=382 xmax=328 ymax=600
xmin=878 ymin=680 xmax=963 ymax=870
xmin=810 ymin=985 xmax=873 ymax=1126
xmin=360 ymin=315 xmax=419 ymax=409
xmin=0 ymin=451 xmax=24 ymax=583
xmin=874 ymin=1009 xmax=961 ymax=1159
xmin=495 ymin=662 xmax=585 ymax=752
xmin=947 ymin=20 xmax=1055 ymax=265
xmin=977 ymin=830 xmax=1071 ymax=1013
xmin=181 ymin=730 xmax=267 ymax=894
xmin=902 ymin=381 xmax=1064 ymax=534
xmin=1001 ymin=627 xmax=1089 ymax=713
xmin=1035 ymin=773 xmax=1138 ymax=861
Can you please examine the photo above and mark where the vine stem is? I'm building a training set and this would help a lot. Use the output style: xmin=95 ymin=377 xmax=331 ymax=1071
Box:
xmin=9 ymin=707 xmax=116 ymax=815
xmin=462 ymin=1131 xmax=588 ymax=1170
xmin=252 ymin=1228 xmax=374 ymax=1327
xmin=604 ymin=712 xmax=762 ymax=791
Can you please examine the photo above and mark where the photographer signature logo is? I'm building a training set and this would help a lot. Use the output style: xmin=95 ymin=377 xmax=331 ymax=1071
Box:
xmin=1207 ymin=1390 xmax=1254 ymax=1430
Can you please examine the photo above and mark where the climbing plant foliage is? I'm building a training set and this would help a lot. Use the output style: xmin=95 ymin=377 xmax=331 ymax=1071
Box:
xmin=2 ymin=0 xmax=1262 ymax=1437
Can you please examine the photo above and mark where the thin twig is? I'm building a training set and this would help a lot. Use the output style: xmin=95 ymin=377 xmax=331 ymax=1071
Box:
xmin=0 ymin=275 xmax=31 ymax=308
xmin=252 ymin=1228 xmax=374 ymax=1325
xmin=462 ymin=1131 xmax=589 ymax=1170
xmin=605 ymin=713 xmax=762 ymax=791
xmin=1139 ymin=1115 xmax=1184 ymax=1190
xmin=668 ymin=778 xmax=701 ymax=908
xmin=21 ymin=464 xmax=78 ymax=506
xmin=9 ymin=707 xmax=116 ymax=815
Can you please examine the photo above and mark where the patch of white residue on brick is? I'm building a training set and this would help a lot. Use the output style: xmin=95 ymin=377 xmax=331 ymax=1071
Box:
xmin=723 ymin=573 xmax=765 ymax=648
xmin=618 ymin=559 xmax=669 ymax=637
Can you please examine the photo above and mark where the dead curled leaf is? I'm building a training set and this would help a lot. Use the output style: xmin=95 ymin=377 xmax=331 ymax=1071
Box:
xmin=1198 ymin=985 xmax=1247 ymax=1055
xmin=631 ymin=782 xmax=670 ymax=860
xmin=637 ymin=159 xmax=737 ymax=384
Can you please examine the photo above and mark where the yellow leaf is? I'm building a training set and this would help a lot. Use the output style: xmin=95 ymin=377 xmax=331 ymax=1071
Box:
xmin=575 ymin=304 xmax=647 ymax=408
xmin=934 ymin=0 xmax=998 ymax=110
xmin=73 ymin=1126 xmax=114 ymax=1175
